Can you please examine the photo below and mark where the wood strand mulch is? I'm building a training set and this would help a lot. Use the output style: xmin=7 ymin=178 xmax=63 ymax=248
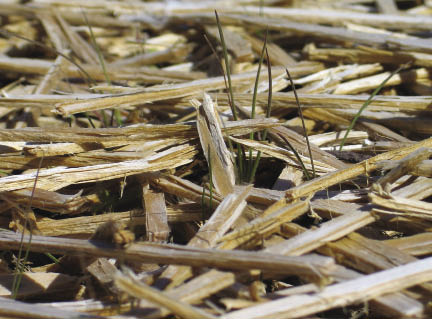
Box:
xmin=0 ymin=0 xmax=431 ymax=318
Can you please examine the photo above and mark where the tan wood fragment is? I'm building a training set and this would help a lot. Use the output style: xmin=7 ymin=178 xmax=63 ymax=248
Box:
xmin=285 ymin=137 xmax=432 ymax=201
xmin=385 ymin=233 xmax=432 ymax=256
xmin=0 ymin=296 xmax=100 ymax=319
xmin=265 ymin=210 xmax=376 ymax=256
xmin=36 ymin=206 xmax=202 ymax=237
xmin=222 ymin=257 xmax=432 ymax=319
xmin=115 ymin=271 xmax=218 ymax=319
xmin=0 ymin=272 xmax=79 ymax=299
xmin=0 ymin=144 xmax=196 ymax=192
xmin=196 ymin=94 xmax=235 ymax=197
xmin=143 ymin=187 xmax=170 ymax=242
xmin=156 ymin=185 xmax=252 ymax=289
xmin=53 ymin=69 xmax=284 ymax=116
xmin=0 ymin=231 xmax=336 ymax=277
xmin=218 ymin=200 xmax=309 ymax=250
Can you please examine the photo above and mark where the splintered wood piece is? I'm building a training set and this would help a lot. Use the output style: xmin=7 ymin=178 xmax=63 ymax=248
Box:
xmin=265 ymin=209 xmax=376 ymax=256
xmin=0 ymin=119 xmax=278 ymax=143
xmin=375 ymin=147 xmax=432 ymax=189
xmin=222 ymin=257 xmax=432 ymax=319
xmin=35 ymin=52 xmax=70 ymax=95
xmin=4 ymin=188 xmax=93 ymax=215
xmin=322 ymin=232 xmax=418 ymax=274
xmin=86 ymin=258 xmax=121 ymax=297
xmin=53 ymin=69 xmax=283 ymax=116
xmin=385 ymin=233 xmax=432 ymax=257
xmin=218 ymin=200 xmax=309 ymax=250
xmin=123 ymin=270 xmax=236 ymax=318
xmin=306 ymin=45 xmax=432 ymax=68
xmin=196 ymin=94 xmax=235 ymax=197
xmin=36 ymin=206 xmax=202 ymax=238
xmin=145 ymin=173 xmax=223 ymax=208
xmin=333 ymin=68 xmax=430 ymax=95
xmin=370 ymin=193 xmax=432 ymax=220
xmin=0 ymin=231 xmax=336 ymax=277
xmin=279 ymin=223 xmax=424 ymax=317
xmin=0 ymin=272 xmax=79 ymax=299
xmin=205 ymin=26 xmax=253 ymax=62
xmin=143 ymin=187 xmax=170 ymax=242
xmin=285 ymin=137 xmax=432 ymax=201
xmin=208 ymin=92 xmax=432 ymax=112
xmin=193 ymin=13 xmax=432 ymax=53
xmin=230 ymin=136 xmax=338 ymax=174
xmin=115 ymin=271 xmax=218 ymax=319
xmin=156 ymin=185 xmax=252 ymax=288
xmin=269 ymin=126 xmax=348 ymax=171
xmin=0 ymin=145 xmax=196 ymax=192
xmin=54 ymin=12 xmax=99 ymax=64
xmin=392 ymin=177 xmax=432 ymax=200
xmin=0 ymin=297 xmax=100 ymax=319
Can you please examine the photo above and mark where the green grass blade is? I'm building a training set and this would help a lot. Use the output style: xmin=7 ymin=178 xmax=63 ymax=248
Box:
xmin=215 ymin=11 xmax=238 ymax=121
xmin=339 ymin=65 xmax=405 ymax=151
xmin=278 ymin=133 xmax=311 ymax=181
xmin=248 ymin=29 xmax=268 ymax=180
xmin=250 ymin=46 xmax=272 ymax=183
xmin=12 ymin=156 xmax=43 ymax=299
xmin=285 ymin=68 xmax=315 ymax=179
xmin=215 ymin=11 xmax=244 ymax=181
xmin=203 ymin=33 xmax=239 ymax=181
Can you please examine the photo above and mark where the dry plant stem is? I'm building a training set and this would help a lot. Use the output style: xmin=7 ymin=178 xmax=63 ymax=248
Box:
xmin=285 ymin=137 xmax=432 ymax=201
xmin=115 ymin=272 xmax=218 ymax=319
xmin=0 ymin=231 xmax=335 ymax=277
xmin=222 ymin=256 xmax=432 ymax=319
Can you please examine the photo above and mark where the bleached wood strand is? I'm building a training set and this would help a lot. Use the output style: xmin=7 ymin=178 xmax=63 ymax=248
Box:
xmin=285 ymin=137 xmax=432 ymax=201
xmin=0 ymin=119 xmax=279 ymax=143
xmin=223 ymin=257 xmax=432 ymax=319
xmin=53 ymin=68 xmax=285 ymax=116
xmin=332 ymin=68 xmax=430 ymax=95
xmin=0 ymin=296 xmax=100 ymax=319
xmin=115 ymin=272 xmax=218 ymax=319
xmin=306 ymin=46 xmax=432 ymax=68
xmin=155 ymin=185 xmax=251 ymax=288
xmin=0 ymin=231 xmax=336 ymax=277
xmin=208 ymin=93 xmax=432 ymax=112
xmin=2 ymin=93 xmax=430 ymax=112
xmin=265 ymin=210 xmax=376 ymax=256
xmin=196 ymin=94 xmax=235 ymax=197
xmin=171 ymin=13 xmax=432 ymax=53
xmin=218 ymin=200 xmax=309 ymax=250
xmin=0 ymin=145 xmax=196 ymax=192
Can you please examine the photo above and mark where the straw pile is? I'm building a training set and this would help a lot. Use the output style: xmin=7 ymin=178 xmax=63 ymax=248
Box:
xmin=0 ymin=0 xmax=431 ymax=318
